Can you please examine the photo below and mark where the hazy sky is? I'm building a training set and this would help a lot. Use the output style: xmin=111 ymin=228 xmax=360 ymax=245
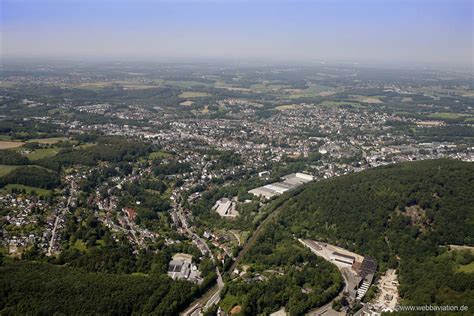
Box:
xmin=1 ymin=0 xmax=473 ymax=65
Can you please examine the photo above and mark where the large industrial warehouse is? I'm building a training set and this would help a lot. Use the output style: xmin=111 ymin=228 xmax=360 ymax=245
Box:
xmin=249 ymin=172 xmax=314 ymax=199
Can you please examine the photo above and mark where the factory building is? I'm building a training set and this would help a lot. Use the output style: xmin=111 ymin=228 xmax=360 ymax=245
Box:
xmin=249 ymin=172 xmax=314 ymax=199
xmin=213 ymin=198 xmax=239 ymax=217
xmin=167 ymin=253 xmax=202 ymax=284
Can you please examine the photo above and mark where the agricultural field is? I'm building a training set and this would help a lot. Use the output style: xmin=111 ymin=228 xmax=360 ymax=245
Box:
xmin=77 ymin=143 xmax=96 ymax=149
xmin=349 ymin=95 xmax=384 ymax=104
xmin=113 ymin=81 xmax=162 ymax=90
xmin=3 ymin=184 xmax=52 ymax=197
xmin=214 ymin=81 xmax=251 ymax=92
xmin=0 ymin=165 xmax=19 ymax=177
xmin=457 ymin=262 xmax=474 ymax=274
xmin=201 ymin=105 xmax=210 ymax=114
xmin=267 ymin=84 xmax=290 ymax=91
xmin=461 ymin=90 xmax=474 ymax=97
xmin=0 ymin=81 xmax=16 ymax=88
xmin=27 ymin=137 xmax=68 ymax=145
xmin=251 ymin=83 xmax=290 ymax=92
xmin=65 ymin=80 xmax=162 ymax=90
xmin=427 ymin=112 xmax=471 ymax=120
xmin=318 ymin=100 xmax=363 ymax=108
xmin=26 ymin=148 xmax=59 ymax=161
xmin=179 ymin=101 xmax=194 ymax=106
xmin=166 ymin=80 xmax=213 ymax=88
xmin=250 ymin=83 xmax=267 ymax=91
xmin=149 ymin=151 xmax=174 ymax=160
xmin=0 ymin=141 xmax=25 ymax=149
xmin=0 ymin=135 xmax=13 ymax=141
xmin=284 ymin=84 xmax=335 ymax=99
xmin=179 ymin=92 xmax=210 ymax=98
xmin=275 ymin=104 xmax=301 ymax=111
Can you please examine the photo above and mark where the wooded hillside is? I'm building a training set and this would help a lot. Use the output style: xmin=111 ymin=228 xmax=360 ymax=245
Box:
xmin=274 ymin=159 xmax=474 ymax=309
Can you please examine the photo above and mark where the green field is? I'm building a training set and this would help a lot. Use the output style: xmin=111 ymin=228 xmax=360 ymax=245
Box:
xmin=0 ymin=81 xmax=15 ymax=88
xmin=275 ymin=104 xmax=301 ymax=111
xmin=0 ymin=135 xmax=13 ymax=141
xmin=250 ymin=83 xmax=267 ymax=91
xmin=285 ymin=84 xmax=335 ymax=99
xmin=349 ymin=95 xmax=384 ymax=104
xmin=457 ymin=262 xmax=474 ymax=274
xmin=179 ymin=101 xmax=194 ymax=106
xmin=251 ymin=83 xmax=290 ymax=92
xmin=27 ymin=137 xmax=68 ymax=144
xmin=427 ymin=112 xmax=471 ymax=120
xmin=72 ymin=239 xmax=87 ymax=252
xmin=214 ymin=81 xmax=251 ymax=91
xmin=26 ymin=148 xmax=59 ymax=161
xmin=0 ymin=165 xmax=19 ymax=177
xmin=318 ymin=100 xmax=363 ymax=108
xmin=166 ymin=80 xmax=213 ymax=88
xmin=0 ymin=141 xmax=25 ymax=149
xmin=149 ymin=151 xmax=174 ymax=160
xmin=77 ymin=143 xmax=96 ymax=149
xmin=201 ymin=105 xmax=210 ymax=114
xmin=178 ymin=91 xmax=209 ymax=98
xmin=267 ymin=84 xmax=289 ymax=90
xmin=3 ymin=184 xmax=52 ymax=197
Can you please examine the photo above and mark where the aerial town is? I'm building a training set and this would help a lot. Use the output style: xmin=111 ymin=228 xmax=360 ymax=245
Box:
xmin=1 ymin=61 xmax=473 ymax=315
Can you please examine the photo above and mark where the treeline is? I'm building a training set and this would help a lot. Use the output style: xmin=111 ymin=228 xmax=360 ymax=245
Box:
xmin=0 ymin=166 xmax=59 ymax=189
xmin=118 ymin=181 xmax=171 ymax=226
xmin=35 ymin=149 xmax=95 ymax=171
xmin=0 ymin=119 xmax=61 ymax=139
xmin=35 ymin=137 xmax=151 ymax=171
xmin=153 ymin=161 xmax=192 ymax=177
xmin=0 ymin=150 xmax=30 ymax=165
xmin=412 ymin=125 xmax=474 ymax=142
xmin=86 ymin=137 xmax=151 ymax=162
xmin=209 ymin=151 xmax=242 ymax=171
xmin=0 ymin=261 xmax=199 ymax=316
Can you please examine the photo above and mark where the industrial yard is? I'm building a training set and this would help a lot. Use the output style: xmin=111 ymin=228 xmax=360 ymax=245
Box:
xmin=300 ymin=239 xmax=378 ymax=304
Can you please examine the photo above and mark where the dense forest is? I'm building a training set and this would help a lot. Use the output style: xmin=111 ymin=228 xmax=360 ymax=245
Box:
xmin=0 ymin=261 xmax=198 ymax=315
xmin=270 ymin=159 xmax=474 ymax=310
xmin=35 ymin=137 xmax=151 ymax=171
xmin=0 ymin=166 xmax=60 ymax=189
xmin=0 ymin=150 xmax=30 ymax=165
xmin=1 ymin=210 xmax=217 ymax=315
xmin=221 ymin=226 xmax=343 ymax=315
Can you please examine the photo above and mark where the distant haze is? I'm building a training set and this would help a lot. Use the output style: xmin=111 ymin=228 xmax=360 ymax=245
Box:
xmin=1 ymin=0 xmax=473 ymax=66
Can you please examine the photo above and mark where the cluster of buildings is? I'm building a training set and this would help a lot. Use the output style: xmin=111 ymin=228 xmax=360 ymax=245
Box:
xmin=212 ymin=198 xmax=239 ymax=218
xmin=301 ymin=239 xmax=378 ymax=305
xmin=167 ymin=253 xmax=202 ymax=284
xmin=0 ymin=194 xmax=53 ymax=255
xmin=249 ymin=172 xmax=314 ymax=199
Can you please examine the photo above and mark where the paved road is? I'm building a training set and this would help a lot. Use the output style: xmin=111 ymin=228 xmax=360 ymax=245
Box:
xmin=47 ymin=212 xmax=61 ymax=256
xmin=47 ymin=181 xmax=76 ymax=256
